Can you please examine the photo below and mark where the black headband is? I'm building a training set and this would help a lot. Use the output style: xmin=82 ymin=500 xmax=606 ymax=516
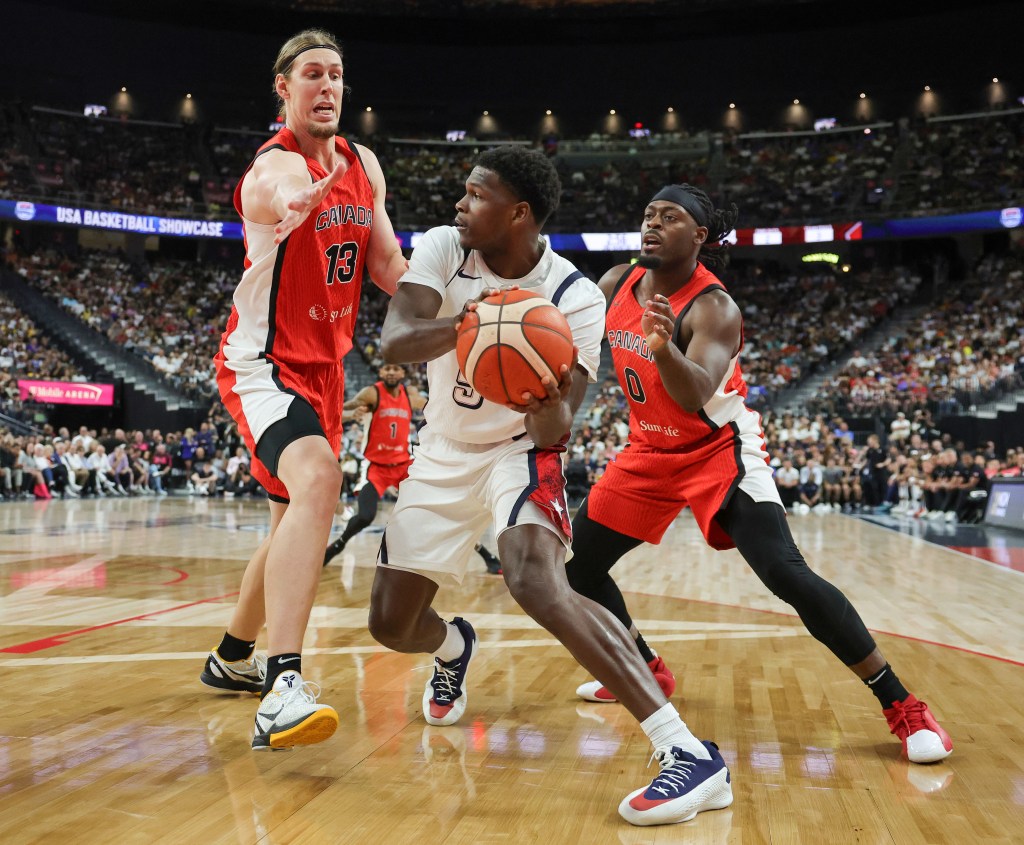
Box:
xmin=650 ymin=186 xmax=709 ymax=229
xmin=283 ymin=43 xmax=340 ymax=72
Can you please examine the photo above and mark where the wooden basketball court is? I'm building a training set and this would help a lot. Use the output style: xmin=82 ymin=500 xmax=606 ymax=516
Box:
xmin=2 ymin=496 xmax=1023 ymax=844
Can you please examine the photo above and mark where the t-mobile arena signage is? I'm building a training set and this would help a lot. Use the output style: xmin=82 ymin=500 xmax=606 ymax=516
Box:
xmin=18 ymin=380 xmax=115 ymax=406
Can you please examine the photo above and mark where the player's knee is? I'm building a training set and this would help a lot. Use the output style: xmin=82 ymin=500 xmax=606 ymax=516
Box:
xmin=503 ymin=563 xmax=563 ymax=621
xmin=757 ymin=554 xmax=818 ymax=607
xmin=295 ymin=459 xmax=343 ymax=505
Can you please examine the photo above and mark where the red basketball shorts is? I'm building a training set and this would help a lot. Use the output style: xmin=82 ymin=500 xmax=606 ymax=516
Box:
xmin=216 ymin=355 xmax=343 ymax=500
xmin=366 ymin=459 xmax=412 ymax=497
xmin=587 ymin=414 xmax=779 ymax=549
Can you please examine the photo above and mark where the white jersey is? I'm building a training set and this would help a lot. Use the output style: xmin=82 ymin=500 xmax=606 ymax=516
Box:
xmin=400 ymin=226 xmax=605 ymax=445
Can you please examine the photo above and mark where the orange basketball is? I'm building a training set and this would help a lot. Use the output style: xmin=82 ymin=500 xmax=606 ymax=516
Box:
xmin=456 ymin=289 xmax=574 ymax=405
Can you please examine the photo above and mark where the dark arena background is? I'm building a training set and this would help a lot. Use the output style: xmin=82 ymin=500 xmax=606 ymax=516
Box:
xmin=1 ymin=1 xmax=1024 ymax=842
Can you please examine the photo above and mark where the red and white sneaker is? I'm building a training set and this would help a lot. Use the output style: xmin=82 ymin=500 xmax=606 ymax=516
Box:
xmin=576 ymin=656 xmax=677 ymax=703
xmin=619 ymin=740 xmax=733 ymax=826
xmin=884 ymin=694 xmax=953 ymax=763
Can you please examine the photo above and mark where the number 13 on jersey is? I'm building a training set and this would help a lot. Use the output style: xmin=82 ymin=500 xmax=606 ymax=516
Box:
xmin=325 ymin=242 xmax=359 ymax=285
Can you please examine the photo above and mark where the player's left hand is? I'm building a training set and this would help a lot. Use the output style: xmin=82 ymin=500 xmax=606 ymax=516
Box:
xmin=504 ymin=347 xmax=578 ymax=415
xmin=642 ymin=294 xmax=676 ymax=352
xmin=274 ymin=159 xmax=348 ymax=244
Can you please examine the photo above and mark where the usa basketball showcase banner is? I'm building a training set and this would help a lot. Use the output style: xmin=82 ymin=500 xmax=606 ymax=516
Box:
xmin=0 ymin=200 xmax=243 ymax=240
xmin=18 ymin=380 xmax=115 ymax=406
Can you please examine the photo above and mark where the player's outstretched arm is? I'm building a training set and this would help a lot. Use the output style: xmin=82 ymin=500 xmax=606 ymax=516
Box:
xmin=644 ymin=290 xmax=741 ymax=413
xmin=238 ymin=147 xmax=349 ymax=244
xmin=344 ymin=385 xmax=379 ymax=413
xmin=272 ymin=158 xmax=351 ymax=244
xmin=358 ymin=145 xmax=408 ymax=296
xmin=341 ymin=385 xmax=378 ymax=422
xmin=239 ymin=148 xmax=310 ymax=227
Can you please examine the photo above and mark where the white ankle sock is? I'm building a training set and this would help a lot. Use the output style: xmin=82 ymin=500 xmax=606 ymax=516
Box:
xmin=640 ymin=703 xmax=711 ymax=760
xmin=433 ymin=621 xmax=466 ymax=663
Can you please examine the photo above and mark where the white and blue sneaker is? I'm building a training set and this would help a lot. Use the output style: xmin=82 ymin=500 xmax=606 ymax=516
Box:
xmin=422 ymin=618 xmax=477 ymax=727
xmin=200 ymin=648 xmax=267 ymax=694
xmin=251 ymin=671 xmax=339 ymax=751
xmin=619 ymin=740 xmax=733 ymax=826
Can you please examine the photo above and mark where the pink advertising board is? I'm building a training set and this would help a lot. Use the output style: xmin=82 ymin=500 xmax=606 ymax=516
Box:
xmin=18 ymin=380 xmax=115 ymax=406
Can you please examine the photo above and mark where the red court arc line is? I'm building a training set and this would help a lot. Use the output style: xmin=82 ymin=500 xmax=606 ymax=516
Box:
xmin=162 ymin=567 xmax=191 ymax=585
xmin=623 ymin=588 xmax=1024 ymax=668
xmin=118 ymin=562 xmax=192 ymax=586
xmin=0 ymin=591 xmax=240 ymax=654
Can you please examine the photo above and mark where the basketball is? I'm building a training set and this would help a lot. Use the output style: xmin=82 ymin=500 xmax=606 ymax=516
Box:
xmin=456 ymin=289 xmax=574 ymax=404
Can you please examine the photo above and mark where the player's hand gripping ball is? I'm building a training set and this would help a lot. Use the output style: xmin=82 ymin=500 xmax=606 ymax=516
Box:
xmin=456 ymin=289 xmax=574 ymax=405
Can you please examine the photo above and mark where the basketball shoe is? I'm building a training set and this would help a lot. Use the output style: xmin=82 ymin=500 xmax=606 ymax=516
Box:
xmin=884 ymin=695 xmax=953 ymax=763
xmin=200 ymin=648 xmax=267 ymax=694
xmin=251 ymin=671 xmax=339 ymax=751
xmin=423 ymin=617 xmax=477 ymax=726
xmin=619 ymin=740 xmax=733 ymax=826
xmin=323 ymin=537 xmax=346 ymax=567
xmin=576 ymin=656 xmax=676 ymax=703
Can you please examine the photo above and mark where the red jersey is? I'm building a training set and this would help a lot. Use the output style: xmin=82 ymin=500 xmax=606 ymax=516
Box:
xmin=365 ymin=382 xmax=413 ymax=466
xmin=214 ymin=128 xmax=374 ymax=500
xmin=606 ymin=263 xmax=751 ymax=451
xmin=217 ymin=127 xmax=373 ymax=370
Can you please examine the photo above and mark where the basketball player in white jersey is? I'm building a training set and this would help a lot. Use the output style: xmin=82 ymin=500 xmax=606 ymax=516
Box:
xmin=366 ymin=145 xmax=732 ymax=827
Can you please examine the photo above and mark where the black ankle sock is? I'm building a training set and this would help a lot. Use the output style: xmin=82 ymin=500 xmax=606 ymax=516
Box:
xmin=863 ymin=663 xmax=910 ymax=708
xmin=219 ymin=632 xmax=256 ymax=662
xmin=634 ymin=632 xmax=656 ymax=663
xmin=263 ymin=653 xmax=302 ymax=698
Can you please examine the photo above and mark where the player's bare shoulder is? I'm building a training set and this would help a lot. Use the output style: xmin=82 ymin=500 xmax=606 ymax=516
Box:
xmin=352 ymin=143 xmax=384 ymax=188
xmin=598 ymin=263 xmax=633 ymax=303
xmin=239 ymin=146 xmax=308 ymax=224
xmin=680 ymin=287 xmax=743 ymax=352
xmin=689 ymin=287 xmax=742 ymax=324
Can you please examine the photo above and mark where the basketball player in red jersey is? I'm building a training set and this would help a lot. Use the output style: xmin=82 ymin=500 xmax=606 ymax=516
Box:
xmin=198 ymin=29 xmax=408 ymax=751
xmin=566 ymin=184 xmax=953 ymax=765
xmin=323 ymin=363 xmax=503 ymax=573
xmin=322 ymin=363 xmax=423 ymax=563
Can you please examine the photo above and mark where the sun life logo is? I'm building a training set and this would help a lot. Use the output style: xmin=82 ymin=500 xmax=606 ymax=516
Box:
xmin=309 ymin=304 xmax=327 ymax=321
